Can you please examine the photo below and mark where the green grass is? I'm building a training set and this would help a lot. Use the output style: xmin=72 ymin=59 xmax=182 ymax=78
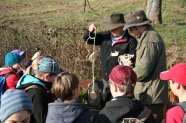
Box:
xmin=0 ymin=0 xmax=185 ymax=43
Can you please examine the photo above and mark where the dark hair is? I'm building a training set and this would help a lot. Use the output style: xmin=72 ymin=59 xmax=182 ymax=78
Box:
xmin=52 ymin=72 xmax=79 ymax=101
xmin=182 ymin=85 xmax=186 ymax=90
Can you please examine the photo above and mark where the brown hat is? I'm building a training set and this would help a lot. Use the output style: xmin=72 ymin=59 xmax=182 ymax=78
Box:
xmin=103 ymin=12 xmax=125 ymax=31
xmin=123 ymin=10 xmax=151 ymax=30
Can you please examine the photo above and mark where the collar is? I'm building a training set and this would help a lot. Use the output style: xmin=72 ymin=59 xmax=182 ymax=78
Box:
xmin=111 ymin=31 xmax=128 ymax=46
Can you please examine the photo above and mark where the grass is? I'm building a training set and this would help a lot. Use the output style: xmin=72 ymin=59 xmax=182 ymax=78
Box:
xmin=0 ymin=0 xmax=185 ymax=78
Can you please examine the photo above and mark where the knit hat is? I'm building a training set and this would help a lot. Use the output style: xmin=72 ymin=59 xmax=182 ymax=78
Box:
xmin=0 ymin=90 xmax=33 ymax=122
xmin=11 ymin=49 xmax=25 ymax=56
xmin=160 ymin=63 xmax=186 ymax=86
xmin=38 ymin=57 xmax=61 ymax=75
xmin=5 ymin=52 xmax=22 ymax=66
xmin=109 ymin=65 xmax=137 ymax=86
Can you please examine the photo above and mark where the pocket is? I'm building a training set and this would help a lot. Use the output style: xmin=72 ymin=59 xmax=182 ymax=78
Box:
xmin=136 ymin=45 xmax=146 ymax=60
xmin=134 ymin=82 xmax=148 ymax=102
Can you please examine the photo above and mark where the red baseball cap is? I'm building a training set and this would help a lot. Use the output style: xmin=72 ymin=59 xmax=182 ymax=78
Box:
xmin=160 ymin=63 xmax=186 ymax=86
xmin=109 ymin=65 xmax=137 ymax=86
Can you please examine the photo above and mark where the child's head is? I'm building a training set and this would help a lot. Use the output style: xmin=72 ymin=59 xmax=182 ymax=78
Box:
xmin=0 ymin=90 xmax=33 ymax=123
xmin=5 ymin=52 xmax=23 ymax=71
xmin=25 ymin=56 xmax=44 ymax=75
xmin=109 ymin=65 xmax=137 ymax=97
xmin=160 ymin=63 xmax=186 ymax=96
xmin=34 ymin=57 xmax=61 ymax=82
xmin=52 ymin=72 xmax=79 ymax=102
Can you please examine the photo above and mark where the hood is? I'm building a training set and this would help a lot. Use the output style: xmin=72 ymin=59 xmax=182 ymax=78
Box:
xmin=99 ymin=96 xmax=144 ymax=123
xmin=46 ymin=99 xmax=88 ymax=123
xmin=0 ymin=68 xmax=12 ymax=76
xmin=16 ymin=74 xmax=45 ymax=89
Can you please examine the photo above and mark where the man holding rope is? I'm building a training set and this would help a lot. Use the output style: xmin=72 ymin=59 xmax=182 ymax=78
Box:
xmin=83 ymin=12 xmax=137 ymax=106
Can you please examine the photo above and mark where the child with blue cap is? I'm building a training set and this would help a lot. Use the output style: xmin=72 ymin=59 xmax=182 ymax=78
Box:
xmin=16 ymin=57 xmax=61 ymax=123
xmin=0 ymin=52 xmax=24 ymax=91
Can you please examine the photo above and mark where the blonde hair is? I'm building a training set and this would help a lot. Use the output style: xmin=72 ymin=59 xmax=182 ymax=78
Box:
xmin=52 ymin=72 xmax=79 ymax=101
xmin=25 ymin=56 xmax=43 ymax=75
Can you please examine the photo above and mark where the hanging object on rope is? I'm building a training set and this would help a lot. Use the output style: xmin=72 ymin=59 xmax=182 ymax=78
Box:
xmin=86 ymin=30 xmax=97 ymax=100
xmin=118 ymin=54 xmax=134 ymax=67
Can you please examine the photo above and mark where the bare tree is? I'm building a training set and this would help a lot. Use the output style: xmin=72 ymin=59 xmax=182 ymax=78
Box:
xmin=146 ymin=0 xmax=162 ymax=24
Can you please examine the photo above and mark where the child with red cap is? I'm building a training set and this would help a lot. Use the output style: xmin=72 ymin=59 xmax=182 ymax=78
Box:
xmin=94 ymin=65 xmax=154 ymax=123
xmin=160 ymin=63 xmax=186 ymax=123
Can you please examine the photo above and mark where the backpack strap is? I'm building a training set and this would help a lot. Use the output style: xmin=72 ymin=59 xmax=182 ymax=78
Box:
xmin=2 ymin=72 xmax=14 ymax=90
xmin=24 ymin=84 xmax=43 ymax=92
xmin=4 ymin=72 xmax=13 ymax=78
xmin=173 ymin=102 xmax=186 ymax=123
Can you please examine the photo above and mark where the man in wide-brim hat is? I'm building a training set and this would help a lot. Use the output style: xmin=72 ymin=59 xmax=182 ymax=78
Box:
xmin=83 ymin=12 xmax=137 ymax=106
xmin=124 ymin=10 xmax=168 ymax=122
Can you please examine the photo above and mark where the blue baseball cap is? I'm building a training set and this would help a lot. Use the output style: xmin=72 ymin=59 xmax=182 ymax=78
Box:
xmin=11 ymin=50 xmax=25 ymax=56
xmin=38 ymin=57 xmax=61 ymax=75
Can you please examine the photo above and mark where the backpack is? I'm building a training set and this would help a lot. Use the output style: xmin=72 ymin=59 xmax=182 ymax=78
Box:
xmin=0 ymin=72 xmax=12 ymax=103
xmin=121 ymin=107 xmax=152 ymax=123
xmin=173 ymin=102 xmax=186 ymax=123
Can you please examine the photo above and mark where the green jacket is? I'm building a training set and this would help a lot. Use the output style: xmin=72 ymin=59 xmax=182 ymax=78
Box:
xmin=134 ymin=26 xmax=168 ymax=105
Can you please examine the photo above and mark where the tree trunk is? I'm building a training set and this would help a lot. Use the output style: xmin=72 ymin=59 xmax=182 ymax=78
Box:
xmin=146 ymin=0 xmax=162 ymax=24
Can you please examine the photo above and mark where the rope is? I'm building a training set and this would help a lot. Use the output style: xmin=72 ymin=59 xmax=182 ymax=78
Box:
xmin=86 ymin=29 xmax=96 ymax=93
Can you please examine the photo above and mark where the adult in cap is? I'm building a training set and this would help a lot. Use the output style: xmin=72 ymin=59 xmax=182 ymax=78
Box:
xmin=83 ymin=12 xmax=137 ymax=106
xmin=16 ymin=57 xmax=61 ymax=123
xmin=124 ymin=10 xmax=168 ymax=122
xmin=160 ymin=63 xmax=186 ymax=123
xmin=94 ymin=65 xmax=154 ymax=123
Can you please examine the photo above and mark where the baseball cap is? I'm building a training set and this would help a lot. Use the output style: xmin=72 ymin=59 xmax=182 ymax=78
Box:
xmin=11 ymin=49 xmax=25 ymax=56
xmin=38 ymin=57 xmax=61 ymax=75
xmin=109 ymin=65 xmax=137 ymax=86
xmin=5 ymin=52 xmax=22 ymax=66
xmin=160 ymin=63 xmax=186 ymax=86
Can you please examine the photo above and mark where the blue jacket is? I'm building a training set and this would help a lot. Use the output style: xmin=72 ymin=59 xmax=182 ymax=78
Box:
xmin=16 ymin=74 xmax=52 ymax=123
xmin=46 ymin=99 xmax=95 ymax=123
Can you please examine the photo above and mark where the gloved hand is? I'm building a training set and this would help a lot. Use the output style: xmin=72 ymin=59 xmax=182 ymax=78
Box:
xmin=31 ymin=51 xmax=41 ymax=61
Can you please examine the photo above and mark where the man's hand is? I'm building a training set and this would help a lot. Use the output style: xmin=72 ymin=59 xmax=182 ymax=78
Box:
xmin=89 ymin=24 xmax=96 ymax=33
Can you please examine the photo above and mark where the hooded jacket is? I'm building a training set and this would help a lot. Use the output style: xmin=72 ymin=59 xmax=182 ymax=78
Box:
xmin=16 ymin=74 xmax=53 ymax=123
xmin=0 ymin=68 xmax=20 ymax=91
xmin=46 ymin=99 xmax=95 ymax=123
xmin=94 ymin=96 xmax=154 ymax=123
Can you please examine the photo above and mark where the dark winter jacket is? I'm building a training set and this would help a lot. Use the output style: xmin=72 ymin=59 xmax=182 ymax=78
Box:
xmin=16 ymin=74 xmax=54 ymax=123
xmin=94 ymin=96 xmax=154 ymax=123
xmin=84 ymin=30 xmax=137 ymax=80
xmin=46 ymin=99 xmax=95 ymax=123
xmin=0 ymin=68 xmax=20 ymax=91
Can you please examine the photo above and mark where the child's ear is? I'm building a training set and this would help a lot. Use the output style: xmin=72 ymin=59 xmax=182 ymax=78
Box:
xmin=114 ymin=83 xmax=117 ymax=92
xmin=44 ymin=73 xmax=50 ymax=80
xmin=175 ymin=83 xmax=180 ymax=89
xmin=72 ymin=89 xmax=76 ymax=96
